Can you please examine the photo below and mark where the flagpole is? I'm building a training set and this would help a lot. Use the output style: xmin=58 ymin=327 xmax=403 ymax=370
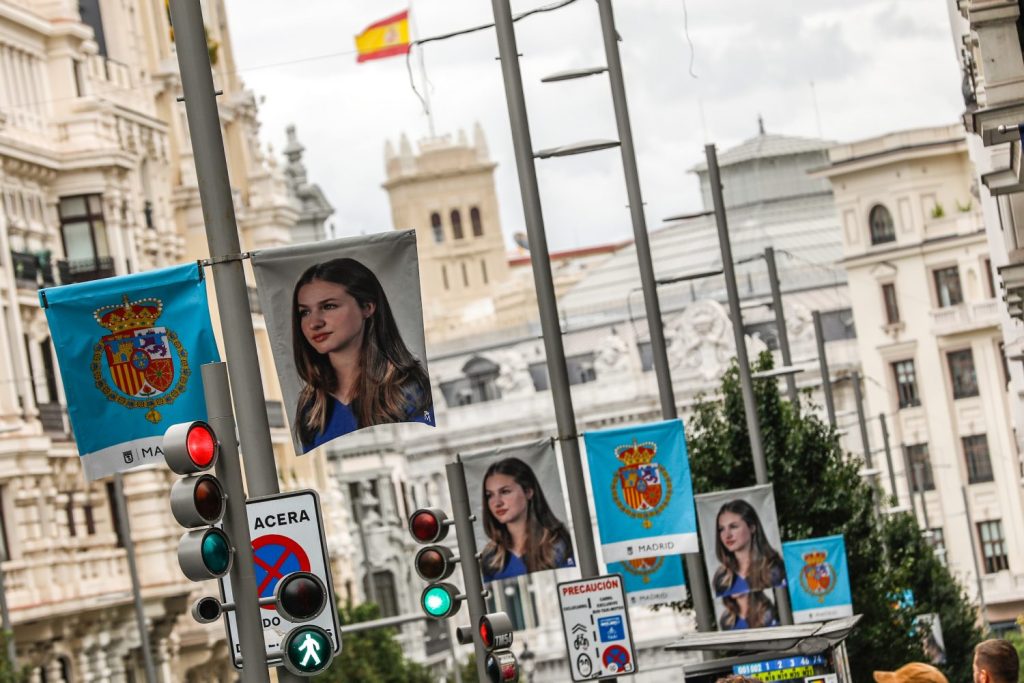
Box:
xmin=408 ymin=3 xmax=436 ymax=137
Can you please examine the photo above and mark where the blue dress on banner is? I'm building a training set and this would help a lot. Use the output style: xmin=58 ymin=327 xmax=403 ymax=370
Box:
xmin=482 ymin=539 xmax=574 ymax=583
xmin=40 ymin=263 xmax=220 ymax=480
xmin=301 ymin=388 xmax=435 ymax=453
xmin=582 ymin=418 xmax=699 ymax=562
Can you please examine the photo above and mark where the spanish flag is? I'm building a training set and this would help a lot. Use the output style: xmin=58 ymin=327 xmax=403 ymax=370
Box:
xmin=355 ymin=10 xmax=411 ymax=63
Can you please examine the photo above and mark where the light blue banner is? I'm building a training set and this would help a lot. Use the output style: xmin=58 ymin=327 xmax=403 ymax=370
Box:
xmin=41 ymin=263 xmax=220 ymax=480
xmin=583 ymin=418 xmax=698 ymax=562
xmin=783 ymin=534 xmax=853 ymax=624
xmin=607 ymin=555 xmax=687 ymax=608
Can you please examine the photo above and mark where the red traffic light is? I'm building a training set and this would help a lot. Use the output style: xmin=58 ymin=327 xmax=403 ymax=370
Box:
xmin=485 ymin=650 xmax=519 ymax=682
xmin=275 ymin=572 xmax=327 ymax=623
xmin=479 ymin=612 xmax=514 ymax=650
xmin=414 ymin=545 xmax=456 ymax=582
xmin=164 ymin=421 xmax=220 ymax=475
xmin=409 ymin=508 xmax=449 ymax=544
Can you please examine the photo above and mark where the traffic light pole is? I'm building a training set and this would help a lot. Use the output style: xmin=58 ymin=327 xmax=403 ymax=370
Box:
xmin=201 ymin=363 xmax=269 ymax=680
xmin=851 ymin=371 xmax=872 ymax=469
xmin=879 ymin=413 xmax=899 ymax=501
xmin=489 ymin=0 xmax=599 ymax=578
xmin=812 ymin=311 xmax=836 ymax=428
xmin=169 ymin=1 xmax=296 ymax=680
xmin=112 ymin=474 xmax=157 ymax=683
xmin=764 ymin=247 xmax=798 ymax=405
xmin=446 ymin=458 xmax=488 ymax=683
xmin=596 ymin=0 xmax=713 ymax=633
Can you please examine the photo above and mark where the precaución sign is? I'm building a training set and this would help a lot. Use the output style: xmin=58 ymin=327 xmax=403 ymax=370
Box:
xmin=558 ymin=574 xmax=637 ymax=681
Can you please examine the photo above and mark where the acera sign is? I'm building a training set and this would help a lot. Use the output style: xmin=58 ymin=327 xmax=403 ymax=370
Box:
xmin=558 ymin=574 xmax=637 ymax=681
xmin=219 ymin=489 xmax=340 ymax=668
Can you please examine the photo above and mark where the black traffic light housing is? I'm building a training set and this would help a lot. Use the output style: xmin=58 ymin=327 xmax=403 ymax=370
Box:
xmin=481 ymin=612 xmax=519 ymax=683
xmin=409 ymin=508 xmax=465 ymax=619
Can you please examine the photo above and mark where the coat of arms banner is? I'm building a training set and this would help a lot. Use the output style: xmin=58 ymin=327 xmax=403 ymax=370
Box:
xmin=607 ymin=554 xmax=687 ymax=608
xmin=41 ymin=263 xmax=220 ymax=480
xmin=782 ymin=534 xmax=853 ymax=624
xmin=582 ymin=418 xmax=698 ymax=562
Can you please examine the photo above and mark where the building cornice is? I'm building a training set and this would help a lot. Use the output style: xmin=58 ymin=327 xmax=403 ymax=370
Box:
xmin=839 ymin=229 xmax=987 ymax=268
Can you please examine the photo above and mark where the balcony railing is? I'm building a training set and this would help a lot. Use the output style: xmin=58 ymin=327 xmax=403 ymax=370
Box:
xmin=929 ymin=299 xmax=1003 ymax=336
xmin=10 ymin=251 xmax=55 ymax=289
xmin=56 ymin=257 xmax=115 ymax=284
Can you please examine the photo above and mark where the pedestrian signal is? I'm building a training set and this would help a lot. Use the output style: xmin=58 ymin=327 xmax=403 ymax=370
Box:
xmin=282 ymin=624 xmax=333 ymax=676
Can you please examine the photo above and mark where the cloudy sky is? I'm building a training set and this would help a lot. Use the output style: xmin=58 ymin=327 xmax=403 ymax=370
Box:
xmin=220 ymin=0 xmax=965 ymax=252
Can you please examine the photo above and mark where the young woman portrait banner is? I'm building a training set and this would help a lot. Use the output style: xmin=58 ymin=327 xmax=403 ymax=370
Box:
xmin=694 ymin=483 xmax=788 ymax=631
xmin=251 ymin=230 xmax=435 ymax=455
xmin=462 ymin=440 xmax=576 ymax=584
xmin=582 ymin=418 xmax=699 ymax=562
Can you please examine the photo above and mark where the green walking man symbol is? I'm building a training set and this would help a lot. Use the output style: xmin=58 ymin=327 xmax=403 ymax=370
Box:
xmin=298 ymin=632 xmax=321 ymax=667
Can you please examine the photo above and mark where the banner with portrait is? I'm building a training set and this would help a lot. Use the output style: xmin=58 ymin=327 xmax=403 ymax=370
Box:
xmin=582 ymin=418 xmax=698 ymax=563
xmin=462 ymin=440 xmax=576 ymax=584
xmin=40 ymin=263 xmax=220 ymax=480
xmin=912 ymin=613 xmax=946 ymax=665
xmin=250 ymin=230 xmax=435 ymax=454
xmin=607 ymin=555 xmax=687 ymax=608
xmin=782 ymin=535 xmax=853 ymax=624
xmin=694 ymin=484 xmax=787 ymax=631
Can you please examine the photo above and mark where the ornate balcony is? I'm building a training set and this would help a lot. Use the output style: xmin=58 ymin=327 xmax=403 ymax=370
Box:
xmin=10 ymin=251 xmax=55 ymax=289
xmin=929 ymin=299 xmax=1003 ymax=335
xmin=56 ymin=257 xmax=115 ymax=284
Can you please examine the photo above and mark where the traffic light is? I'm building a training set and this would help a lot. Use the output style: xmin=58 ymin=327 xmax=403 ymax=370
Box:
xmin=409 ymin=508 xmax=463 ymax=619
xmin=480 ymin=612 xmax=519 ymax=682
xmin=276 ymin=571 xmax=334 ymax=676
xmin=164 ymin=421 xmax=232 ymax=582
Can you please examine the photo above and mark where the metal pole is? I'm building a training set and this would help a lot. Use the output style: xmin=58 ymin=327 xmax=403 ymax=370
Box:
xmin=851 ymin=371 xmax=872 ymax=469
xmin=706 ymin=144 xmax=792 ymax=626
xmin=764 ymin=247 xmax=797 ymax=405
xmin=879 ymin=414 xmax=898 ymax=502
xmin=446 ymin=458 xmax=488 ymax=683
xmin=705 ymin=145 xmax=767 ymax=484
xmin=489 ymin=0 xmax=599 ymax=577
xmin=112 ymin=474 xmax=158 ymax=683
xmin=351 ymin=489 xmax=377 ymax=607
xmin=169 ymin=2 xmax=293 ymax=676
xmin=913 ymin=463 xmax=931 ymax=531
xmin=202 ymin=364 xmax=270 ymax=682
xmin=0 ymin=510 xmax=15 ymax=669
xmin=900 ymin=443 xmax=916 ymax=511
xmin=596 ymin=0 xmax=713 ymax=633
xmin=960 ymin=485 xmax=990 ymax=631
xmin=812 ymin=311 xmax=836 ymax=427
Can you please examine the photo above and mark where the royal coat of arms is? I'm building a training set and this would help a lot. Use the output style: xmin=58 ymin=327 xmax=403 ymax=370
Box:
xmin=799 ymin=550 xmax=836 ymax=603
xmin=611 ymin=439 xmax=672 ymax=528
xmin=621 ymin=556 xmax=663 ymax=584
xmin=90 ymin=295 xmax=190 ymax=424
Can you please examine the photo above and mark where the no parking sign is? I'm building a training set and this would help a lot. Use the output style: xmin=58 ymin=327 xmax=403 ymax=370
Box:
xmin=220 ymin=490 xmax=341 ymax=668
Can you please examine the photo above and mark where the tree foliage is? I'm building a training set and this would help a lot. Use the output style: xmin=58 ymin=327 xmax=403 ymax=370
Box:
xmin=314 ymin=602 xmax=434 ymax=683
xmin=682 ymin=353 xmax=983 ymax=682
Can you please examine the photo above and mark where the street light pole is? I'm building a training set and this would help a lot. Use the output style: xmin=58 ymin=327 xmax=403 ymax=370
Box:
xmin=596 ymin=0 xmax=713 ymax=632
xmin=879 ymin=413 xmax=898 ymax=501
xmin=851 ymin=371 xmax=872 ymax=469
xmin=764 ymin=248 xmax=797 ymax=405
xmin=812 ymin=311 xmax=836 ymax=427
xmin=489 ymin=0 xmax=599 ymax=578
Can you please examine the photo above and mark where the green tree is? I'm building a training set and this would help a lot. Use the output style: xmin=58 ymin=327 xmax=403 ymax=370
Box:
xmin=314 ymin=602 xmax=434 ymax=683
xmin=0 ymin=634 xmax=26 ymax=683
xmin=683 ymin=353 xmax=983 ymax=683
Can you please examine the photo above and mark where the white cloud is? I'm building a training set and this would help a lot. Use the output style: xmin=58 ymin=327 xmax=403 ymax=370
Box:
xmin=222 ymin=0 xmax=966 ymax=252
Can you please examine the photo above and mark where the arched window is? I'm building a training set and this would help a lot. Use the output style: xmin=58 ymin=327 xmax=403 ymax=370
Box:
xmin=430 ymin=212 xmax=444 ymax=243
xmin=451 ymin=209 xmax=464 ymax=240
xmin=869 ymin=204 xmax=896 ymax=245
xmin=471 ymin=207 xmax=483 ymax=237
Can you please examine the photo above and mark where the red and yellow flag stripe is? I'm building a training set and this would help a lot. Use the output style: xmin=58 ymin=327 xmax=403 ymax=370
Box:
xmin=355 ymin=10 xmax=411 ymax=63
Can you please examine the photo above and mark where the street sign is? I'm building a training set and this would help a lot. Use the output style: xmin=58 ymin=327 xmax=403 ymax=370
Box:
xmin=558 ymin=574 xmax=637 ymax=681
xmin=220 ymin=490 xmax=341 ymax=668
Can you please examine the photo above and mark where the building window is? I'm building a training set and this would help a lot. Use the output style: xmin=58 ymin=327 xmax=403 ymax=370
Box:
xmin=365 ymin=570 xmax=398 ymax=617
xmin=471 ymin=207 xmax=483 ymax=237
xmin=65 ymin=497 xmax=76 ymax=537
xmin=441 ymin=265 xmax=449 ymax=291
xmin=106 ymin=482 xmax=124 ymax=547
xmin=451 ymin=209 xmax=464 ymax=240
xmin=933 ymin=266 xmax=963 ymax=307
xmin=59 ymin=195 xmax=110 ymax=265
xmin=637 ymin=341 xmax=654 ymax=372
xmin=869 ymin=204 xmax=896 ymax=245
xmin=905 ymin=443 xmax=934 ymax=491
xmin=892 ymin=359 xmax=921 ymax=409
xmin=882 ymin=283 xmax=900 ymax=324
xmin=78 ymin=0 xmax=109 ymax=58
xmin=461 ymin=262 xmax=469 ymax=287
xmin=963 ymin=434 xmax=994 ymax=483
xmin=481 ymin=259 xmax=488 ymax=284
xmin=984 ymin=258 xmax=995 ymax=298
xmin=440 ymin=357 xmax=502 ymax=406
xmin=818 ymin=308 xmax=857 ymax=341
xmin=947 ymin=349 xmax=979 ymax=399
xmin=567 ymin=353 xmax=597 ymax=385
xmin=977 ymin=520 xmax=1009 ymax=573
xmin=430 ymin=212 xmax=444 ymax=243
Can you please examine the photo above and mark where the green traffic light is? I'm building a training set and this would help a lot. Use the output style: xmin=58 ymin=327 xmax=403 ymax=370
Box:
xmin=422 ymin=585 xmax=453 ymax=618
xmin=201 ymin=529 xmax=230 ymax=574
xmin=284 ymin=626 xmax=332 ymax=674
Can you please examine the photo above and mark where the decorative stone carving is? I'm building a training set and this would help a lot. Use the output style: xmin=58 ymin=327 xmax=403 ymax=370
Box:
xmin=495 ymin=350 xmax=534 ymax=397
xmin=668 ymin=300 xmax=733 ymax=381
xmin=594 ymin=329 xmax=631 ymax=376
xmin=786 ymin=302 xmax=817 ymax=351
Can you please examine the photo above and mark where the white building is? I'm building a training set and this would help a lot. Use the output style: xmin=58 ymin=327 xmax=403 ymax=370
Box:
xmin=816 ymin=124 xmax=1024 ymax=630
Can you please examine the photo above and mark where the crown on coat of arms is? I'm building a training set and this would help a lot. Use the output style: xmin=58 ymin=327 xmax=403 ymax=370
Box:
xmin=802 ymin=550 xmax=827 ymax=566
xmin=615 ymin=440 xmax=657 ymax=466
xmin=93 ymin=295 xmax=162 ymax=333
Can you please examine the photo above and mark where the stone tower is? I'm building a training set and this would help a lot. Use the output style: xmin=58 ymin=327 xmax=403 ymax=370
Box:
xmin=383 ymin=124 xmax=511 ymax=341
